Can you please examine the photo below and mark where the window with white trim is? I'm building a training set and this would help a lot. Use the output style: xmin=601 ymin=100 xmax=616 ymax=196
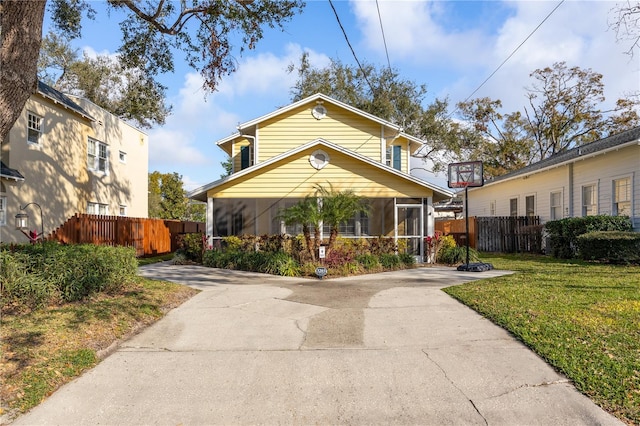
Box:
xmin=385 ymin=145 xmax=402 ymax=170
xmin=119 ymin=205 xmax=127 ymax=216
xmin=613 ymin=177 xmax=631 ymax=216
xmin=525 ymin=195 xmax=535 ymax=217
xmin=27 ymin=111 xmax=43 ymax=144
xmin=87 ymin=202 xmax=108 ymax=215
xmin=509 ymin=198 xmax=518 ymax=217
xmin=489 ymin=200 xmax=496 ymax=216
xmin=582 ymin=184 xmax=597 ymax=216
xmin=119 ymin=151 xmax=127 ymax=163
xmin=550 ymin=191 xmax=562 ymax=220
xmin=0 ymin=196 xmax=6 ymax=225
xmin=88 ymin=137 xmax=108 ymax=173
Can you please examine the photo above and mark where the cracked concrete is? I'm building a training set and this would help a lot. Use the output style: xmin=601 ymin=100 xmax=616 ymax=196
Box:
xmin=12 ymin=263 xmax=624 ymax=426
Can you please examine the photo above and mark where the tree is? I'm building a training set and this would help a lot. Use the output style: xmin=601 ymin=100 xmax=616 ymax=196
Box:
xmin=0 ymin=0 xmax=304 ymax=149
xmin=315 ymin=184 xmax=370 ymax=254
xmin=457 ymin=62 xmax=640 ymax=177
xmin=609 ymin=1 xmax=640 ymax=56
xmin=277 ymin=195 xmax=322 ymax=260
xmin=220 ymin=156 xmax=233 ymax=178
xmin=287 ymin=54 xmax=481 ymax=172
xmin=148 ymin=171 xmax=186 ymax=220
xmin=38 ymin=32 xmax=170 ymax=128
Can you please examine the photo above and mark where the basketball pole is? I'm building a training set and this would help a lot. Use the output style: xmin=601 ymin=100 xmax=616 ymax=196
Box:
xmin=465 ymin=185 xmax=470 ymax=267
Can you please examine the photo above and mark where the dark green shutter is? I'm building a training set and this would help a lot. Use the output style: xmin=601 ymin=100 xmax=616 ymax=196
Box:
xmin=240 ymin=146 xmax=250 ymax=170
xmin=393 ymin=145 xmax=401 ymax=170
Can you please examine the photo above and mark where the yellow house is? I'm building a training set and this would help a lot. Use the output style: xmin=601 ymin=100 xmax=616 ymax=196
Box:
xmin=189 ymin=93 xmax=453 ymax=262
xmin=0 ymin=82 xmax=149 ymax=244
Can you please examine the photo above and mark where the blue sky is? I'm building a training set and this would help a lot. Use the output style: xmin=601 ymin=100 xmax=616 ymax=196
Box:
xmin=47 ymin=1 xmax=640 ymax=190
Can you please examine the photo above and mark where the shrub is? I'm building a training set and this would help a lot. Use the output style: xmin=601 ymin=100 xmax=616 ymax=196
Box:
xmin=437 ymin=246 xmax=479 ymax=265
xmin=0 ymin=251 xmax=57 ymax=311
xmin=545 ymin=215 xmax=632 ymax=258
xmin=379 ymin=253 xmax=401 ymax=269
xmin=356 ymin=254 xmax=379 ymax=270
xmin=369 ymin=237 xmax=397 ymax=256
xmin=324 ymin=245 xmax=356 ymax=268
xmin=398 ymin=252 xmax=416 ymax=266
xmin=576 ymin=231 xmax=640 ymax=264
xmin=439 ymin=235 xmax=457 ymax=250
xmin=262 ymin=251 xmax=300 ymax=277
xmin=176 ymin=233 xmax=205 ymax=263
xmin=203 ymin=249 xmax=238 ymax=269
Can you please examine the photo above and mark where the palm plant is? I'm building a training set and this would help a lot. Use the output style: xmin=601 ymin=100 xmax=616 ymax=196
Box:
xmin=315 ymin=184 xmax=370 ymax=254
xmin=277 ymin=195 xmax=322 ymax=260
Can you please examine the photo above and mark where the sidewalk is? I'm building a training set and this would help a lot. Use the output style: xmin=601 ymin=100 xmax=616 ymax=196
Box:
xmin=12 ymin=264 xmax=622 ymax=425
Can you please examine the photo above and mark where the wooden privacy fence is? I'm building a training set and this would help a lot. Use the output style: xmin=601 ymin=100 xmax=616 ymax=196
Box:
xmin=436 ymin=216 xmax=543 ymax=253
xmin=48 ymin=214 xmax=205 ymax=257
xmin=435 ymin=217 xmax=477 ymax=249
xmin=476 ymin=216 xmax=542 ymax=253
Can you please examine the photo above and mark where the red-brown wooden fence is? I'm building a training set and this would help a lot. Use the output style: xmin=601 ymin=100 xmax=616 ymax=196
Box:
xmin=435 ymin=217 xmax=477 ymax=249
xmin=48 ymin=214 xmax=205 ymax=257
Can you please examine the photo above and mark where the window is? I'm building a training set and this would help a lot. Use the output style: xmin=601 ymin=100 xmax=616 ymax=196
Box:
xmin=489 ymin=200 xmax=496 ymax=216
xmin=385 ymin=145 xmax=402 ymax=170
xmin=27 ymin=111 xmax=42 ymax=144
xmin=88 ymin=138 xmax=108 ymax=173
xmin=87 ymin=202 xmax=108 ymax=215
xmin=550 ymin=191 xmax=562 ymax=220
xmin=119 ymin=205 xmax=127 ymax=216
xmin=322 ymin=212 xmax=369 ymax=237
xmin=509 ymin=198 xmax=518 ymax=216
xmin=240 ymin=145 xmax=253 ymax=170
xmin=525 ymin=195 xmax=535 ymax=217
xmin=613 ymin=178 xmax=631 ymax=216
xmin=0 ymin=196 xmax=6 ymax=225
xmin=582 ymin=184 xmax=597 ymax=216
xmin=119 ymin=151 xmax=127 ymax=163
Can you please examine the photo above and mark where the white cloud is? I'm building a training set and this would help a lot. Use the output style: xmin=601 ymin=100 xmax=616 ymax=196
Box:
xmin=147 ymin=128 xmax=210 ymax=167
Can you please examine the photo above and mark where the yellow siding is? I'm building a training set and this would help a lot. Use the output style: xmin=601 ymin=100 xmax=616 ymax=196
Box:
xmin=232 ymin=138 xmax=251 ymax=173
xmin=257 ymin=103 xmax=392 ymax=165
xmin=208 ymin=146 xmax=433 ymax=199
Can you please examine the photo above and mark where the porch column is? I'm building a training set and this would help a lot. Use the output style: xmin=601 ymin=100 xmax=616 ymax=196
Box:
xmin=426 ymin=196 xmax=434 ymax=236
xmin=207 ymin=196 xmax=214 ymax=247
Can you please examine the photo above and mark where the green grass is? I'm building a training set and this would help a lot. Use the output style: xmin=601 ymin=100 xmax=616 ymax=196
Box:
xmin=137 ymin=253 xmax=175 ymax=266
xmin=0 ymin=277 xmax=198 ymax=419
xmin=443 ymin=253 xmax=640 ymax=424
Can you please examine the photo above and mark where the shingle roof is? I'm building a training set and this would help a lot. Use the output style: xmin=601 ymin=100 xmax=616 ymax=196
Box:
xmin=0 ymin=161 xmax=25 ymax=181
xmin=485 ymin=126 xmax=640 ymax=185
xmin=37 ymin=81 xmax=94 ymax=121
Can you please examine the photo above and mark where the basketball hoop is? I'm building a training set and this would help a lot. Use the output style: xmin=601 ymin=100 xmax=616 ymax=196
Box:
xmin=447 ymin=161 xmax=484 ymax=189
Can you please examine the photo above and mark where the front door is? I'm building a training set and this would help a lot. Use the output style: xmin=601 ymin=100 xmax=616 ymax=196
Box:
xmin=396 ymin=201 xmax=424 ymax=262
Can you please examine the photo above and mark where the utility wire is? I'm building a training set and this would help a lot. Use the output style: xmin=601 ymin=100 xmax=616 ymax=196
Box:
xmin=451 ymin=0 xmax=566 ymax=117
xmin=328 ymin=0 xmax=376 ymax=95
xmin=376 ymin=0 xmax=392 ymax=74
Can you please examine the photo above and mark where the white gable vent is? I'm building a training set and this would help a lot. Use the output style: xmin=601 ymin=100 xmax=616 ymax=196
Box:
xmin=309 ymin=149 xmax=330 ymax=170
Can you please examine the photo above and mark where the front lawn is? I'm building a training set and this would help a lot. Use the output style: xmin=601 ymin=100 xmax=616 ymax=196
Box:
xmin=0 ymin=277 xmax=198 ymax=421
xmin=444 ymin=254 xmax=640 ymax=425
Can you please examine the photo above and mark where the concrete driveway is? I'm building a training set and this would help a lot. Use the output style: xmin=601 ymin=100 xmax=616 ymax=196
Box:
xmin=13 ymin=263 xmax=622 ymax=425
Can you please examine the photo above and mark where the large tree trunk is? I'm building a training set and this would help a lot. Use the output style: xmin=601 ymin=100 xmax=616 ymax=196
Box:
xmin=0 ymin=0 xmax=47 ymax=144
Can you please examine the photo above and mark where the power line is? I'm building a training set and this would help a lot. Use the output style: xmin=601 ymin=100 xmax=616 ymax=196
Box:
xmin=451 ymin=0 xmax=566 ymax=116
xmin=376 ymin=0 xmax=392 ymax=74
xmin=327 ymin=0 xmax=376 ymax=94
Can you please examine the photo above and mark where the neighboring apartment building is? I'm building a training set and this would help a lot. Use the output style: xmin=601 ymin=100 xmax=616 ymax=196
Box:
xmin=466 ymin=127 xmax=640 ymax=230
xmin=0 ymin=82 xmax=148 ymax=244
xmin=189 ymin=93 xmax=453 ymax=262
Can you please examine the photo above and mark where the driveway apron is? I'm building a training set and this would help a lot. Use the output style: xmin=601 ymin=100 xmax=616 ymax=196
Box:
xmin=12 ymin=263 xmax=623 ymax=425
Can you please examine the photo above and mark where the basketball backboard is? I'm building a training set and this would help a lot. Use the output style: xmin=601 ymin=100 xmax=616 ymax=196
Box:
xmin=448 ymin=161 xmax=484 ymax=189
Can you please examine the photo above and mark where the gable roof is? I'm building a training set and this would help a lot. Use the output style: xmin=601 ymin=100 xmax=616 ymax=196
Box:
xmin=37 ymin=81 xmax=95 ymax=122
xmin=479 ymin=126 xmax=640 ymax=187
xmin=216 ymin=93 xmax=425 ymax=148
xmin=0 ymin=161 xmax=25 ymax=181
xmin=189 ymin=138 xmax=453 ymax=202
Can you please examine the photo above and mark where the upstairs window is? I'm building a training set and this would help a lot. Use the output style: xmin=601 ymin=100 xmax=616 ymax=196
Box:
xmin=613 ymin=178 xmax=631 ymax=216
xmin=88 ymin=138 xmax=108 ymax=173
xmin=386 ymin=145 xmax=402 ymax=170
xmin=240 ymin=145 xmax=253 ymax=170
xmin=119 ymin=151 xmax=127 ymax=163
xmin=489 ymin=200 xmax=496 ymax=216
xmin=27 ymin=111 xmax=42 ymax=144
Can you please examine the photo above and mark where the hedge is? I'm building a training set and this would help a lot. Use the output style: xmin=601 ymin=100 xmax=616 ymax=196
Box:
xmin=576 ymin=231 xmax=640 ymax=264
